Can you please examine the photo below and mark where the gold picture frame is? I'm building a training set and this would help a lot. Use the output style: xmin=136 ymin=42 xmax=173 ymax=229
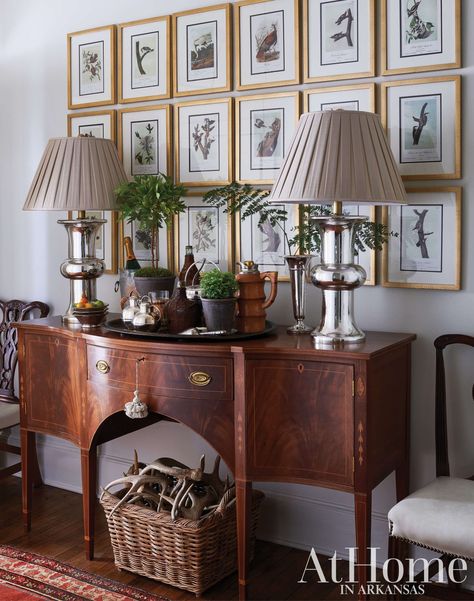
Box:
xmin=303 ymin=0 xmax=375 ymax=83
xmin=303 ymin=82 xmax=375 ymax=113
xmin=118 ymin=104 xmax=172 ymax=179
xmin=67 ymin=25 xmax=116 ymax=109
xmin=381 ymin=0 xmax=461 ymax=76
xmin=382 ymin=187 xmax=461 ymax=291
xmin=381 ymin=75 xmax=461 ymax=180
xmin=234 ymin=200 xmax=301 ymax=282
xmin=172 ymin=3 xmax=232 ymax=97
xmin=235 ymin=91 xmax=300 ymax=184
xmin=173 ymin=192 xmax=235 ymax=275
xmin=67 ymin=109 xmax=116 ymax=141
xmin=119 ymin=219 xmax=175 ymax=273
xmin=235 ymin=0 xmax=300 ymax=91
xmin=118 ymin=15 xmax=171 ymax=103
xmin=174 ymin=97 xmax=233 ymax=187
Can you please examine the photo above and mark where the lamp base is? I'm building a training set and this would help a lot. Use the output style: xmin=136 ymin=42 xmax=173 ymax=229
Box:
xmin=57 ymin=218 xmax=106 ymax=324
xmin=310 ymin=215 xmax=367 ymax=346
xmin=311 ymin=289 xmax=365 ymax=345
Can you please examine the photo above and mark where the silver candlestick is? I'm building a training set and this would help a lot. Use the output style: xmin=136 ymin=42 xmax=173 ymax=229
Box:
xmin=285 ymin=255 xmax=313 ymax=334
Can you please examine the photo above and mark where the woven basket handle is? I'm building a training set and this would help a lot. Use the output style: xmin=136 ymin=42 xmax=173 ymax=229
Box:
xmin=215 ymin=486 xmax=236 ymax=515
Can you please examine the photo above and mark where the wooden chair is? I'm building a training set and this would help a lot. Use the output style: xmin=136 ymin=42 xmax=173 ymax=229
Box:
xmin=0 ymin=299 xmax=49 ymax=483
xmin=388 ymin=334 xmax=474 ymax=598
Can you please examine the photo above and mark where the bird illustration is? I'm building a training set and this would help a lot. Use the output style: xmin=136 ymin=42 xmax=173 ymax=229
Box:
xmin=254 ymin=118 xmax=266 ymax=129
xmin=407 ymin=0 xmax=422 ymax=18
xmin=412 ymin=102 xmax=429 ymax=127
xmin=256 ymin=24 xmax=278 ymax=62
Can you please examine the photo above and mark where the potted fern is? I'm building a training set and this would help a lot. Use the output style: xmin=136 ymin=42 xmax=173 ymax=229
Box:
xmin=115 ymin=174 xmax=187 ymax=296
xmin=200 ymin=269 xmax=238 ymax=333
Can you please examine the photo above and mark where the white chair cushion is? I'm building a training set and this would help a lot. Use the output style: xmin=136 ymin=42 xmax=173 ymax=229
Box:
xmin=0 ymin=402 xmax=20 ymax=430
xmin=388 ymin=476 xmax=474 ymax=560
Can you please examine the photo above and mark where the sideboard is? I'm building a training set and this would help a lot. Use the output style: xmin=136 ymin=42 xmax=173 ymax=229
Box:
xmin=17 ymin=317 xmax=415 ymax=600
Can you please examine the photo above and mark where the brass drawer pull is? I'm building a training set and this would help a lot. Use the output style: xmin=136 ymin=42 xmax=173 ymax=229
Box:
xmin=188 ymin=371 xmax=212 ymax=387
xmin=96 ymin=360 xmax=110 ymax=374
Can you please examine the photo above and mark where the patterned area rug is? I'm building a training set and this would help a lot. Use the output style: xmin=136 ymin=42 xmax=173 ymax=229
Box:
xmin=0 ymin=546 xmax=168 ymax=600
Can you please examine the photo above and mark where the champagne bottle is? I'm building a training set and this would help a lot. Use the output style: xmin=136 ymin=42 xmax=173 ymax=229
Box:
xmin=123 ymin=236 xmax=141 ymax=270
xmin=179 ymin=245 xmax=199 ymax=286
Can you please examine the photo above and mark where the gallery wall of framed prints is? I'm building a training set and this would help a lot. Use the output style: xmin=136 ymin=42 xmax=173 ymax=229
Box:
xmin=66 ymin=0 xmax=463 ymax=288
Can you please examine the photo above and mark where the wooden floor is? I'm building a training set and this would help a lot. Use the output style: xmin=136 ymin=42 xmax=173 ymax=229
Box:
xmin=0 ymin=477 xmax=441 ymax=601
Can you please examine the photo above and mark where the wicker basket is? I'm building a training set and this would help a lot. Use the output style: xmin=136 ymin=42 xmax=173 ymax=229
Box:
xmin=100 ymin=487 xmax=264 ymax=595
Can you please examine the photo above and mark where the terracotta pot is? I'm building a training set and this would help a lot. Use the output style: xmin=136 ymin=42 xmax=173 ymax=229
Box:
xmin=201 ymin=298 xmax=237 ymax=333
xmin=134 ymin=276 xmax=176 ymax=298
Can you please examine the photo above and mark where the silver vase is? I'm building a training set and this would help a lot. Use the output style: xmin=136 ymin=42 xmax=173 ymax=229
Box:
xmin=285 ymin=255 xmax=313 ymax=334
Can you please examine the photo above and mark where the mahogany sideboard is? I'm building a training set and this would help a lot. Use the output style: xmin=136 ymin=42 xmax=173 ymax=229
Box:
xmin=17 ymin=317 xmax=415 ymax=600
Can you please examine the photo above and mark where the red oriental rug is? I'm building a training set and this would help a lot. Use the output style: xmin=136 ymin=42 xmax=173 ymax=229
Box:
xmin=0 ymin=546 xmax=168 ymax=600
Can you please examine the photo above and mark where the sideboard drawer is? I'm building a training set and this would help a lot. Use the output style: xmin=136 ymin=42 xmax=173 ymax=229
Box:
xmin=87 ymin=344 xmax=233 ymax=401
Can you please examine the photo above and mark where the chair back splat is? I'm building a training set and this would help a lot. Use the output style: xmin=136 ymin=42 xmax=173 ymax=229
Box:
xmin=434 ymin=334 xmax=474 ymax=478
xmin=0 ymin=300 xmax=49 ymax=403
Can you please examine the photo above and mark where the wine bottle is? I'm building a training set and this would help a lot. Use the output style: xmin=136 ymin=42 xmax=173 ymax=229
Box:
xmin=123 ymin=236 xmax=141 ymax=270
xmin=179 ymin=245 xmax=199 ymax=286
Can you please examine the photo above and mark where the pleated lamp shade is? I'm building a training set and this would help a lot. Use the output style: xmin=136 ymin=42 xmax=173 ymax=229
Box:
xmin=268 ymin=110 xmax=407 ymax=205
xmin=23 ymin=137 xmax=128 ymax=211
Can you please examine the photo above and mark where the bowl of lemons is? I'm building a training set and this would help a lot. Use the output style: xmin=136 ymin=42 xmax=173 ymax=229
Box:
xmin=72 ymin=295 xmax=109 ymax=327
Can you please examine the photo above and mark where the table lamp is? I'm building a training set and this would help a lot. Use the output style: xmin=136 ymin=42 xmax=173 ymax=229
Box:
xmin=23 ymin=137 xmax=128 ymax=324
xmin=268 ymin=110 xmax=407 ymax=345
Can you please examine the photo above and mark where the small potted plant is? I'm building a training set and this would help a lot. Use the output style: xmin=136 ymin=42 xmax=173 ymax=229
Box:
xmin=200 ymin=269 xmax=238 ymax=333
xmin=115 ymin=174 xmax=187 ymax=296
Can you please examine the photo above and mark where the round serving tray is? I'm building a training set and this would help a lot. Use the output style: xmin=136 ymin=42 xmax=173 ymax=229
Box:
xmin=104 ymin=318 xmax=277 ymax=341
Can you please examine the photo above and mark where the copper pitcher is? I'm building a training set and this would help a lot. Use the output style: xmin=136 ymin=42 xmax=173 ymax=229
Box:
xmin=235 ymin=261 xmax=278 ymax=333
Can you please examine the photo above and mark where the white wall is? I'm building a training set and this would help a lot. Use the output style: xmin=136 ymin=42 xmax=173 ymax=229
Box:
xmin=1 ymin=0 xmax=473 ymax=572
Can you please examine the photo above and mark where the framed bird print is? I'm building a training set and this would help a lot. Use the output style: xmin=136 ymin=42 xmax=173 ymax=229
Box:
xmin=381 ymin=76 xmax=461 ymax=180
xmin=303 ymin=82 xmax=375 ymax=113
xmin=67 ymin=110 xmax=116 ymax=141
xmin=67 ymin=25 xmax=116 ymax=109
xmin=382 ymin=0 xmax=461 ymax=75
xmin=382 ymin=187 xmax=461 ymax=290
xmin=235 ymin=202 xmax=300 ymax=281
xmin=174 ymin=194 xmax=233 ymax=273
xmin=118 ymin=15 xmax=171 ymax=103
xmin=118 ymin=105 xmax=172 ymax=179
xmin=236 ymin=92 xmax=299 ymax=184
xmin=173 ymin=4 xmax=231 ymax=97
xmin=303 ymin=0 xmax=375 ymax=83
xmin=175 ymin=98 xmax=233 ymax=186
xmin=236 ymin=0 xmax=299 ymax=91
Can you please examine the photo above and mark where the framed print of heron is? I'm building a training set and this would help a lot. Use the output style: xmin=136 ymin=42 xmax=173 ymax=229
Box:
xmin=173 ymin=4 xmax=231 ymax=97
xmin=236 ymin=0 xmax=299 ymax=90
xmin=382 ymin=0 xmax=461 ymax=75
xmin=382 ymin=75 xmax=461 ymax=180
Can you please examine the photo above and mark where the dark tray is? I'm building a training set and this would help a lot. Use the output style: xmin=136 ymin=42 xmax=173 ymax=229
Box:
xmin=104 ymin=318 xmax=277 ymax=341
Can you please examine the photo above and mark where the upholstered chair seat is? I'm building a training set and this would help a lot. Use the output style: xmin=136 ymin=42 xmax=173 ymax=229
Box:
xmin=388 ymin=476 xmax=474 ymax=560
xmin=0 ymin=403 xmax=20 ymax=431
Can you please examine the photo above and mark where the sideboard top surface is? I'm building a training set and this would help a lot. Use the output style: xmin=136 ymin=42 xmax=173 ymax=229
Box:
xmin=17 ymin=315 xmax=416 ymax=360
